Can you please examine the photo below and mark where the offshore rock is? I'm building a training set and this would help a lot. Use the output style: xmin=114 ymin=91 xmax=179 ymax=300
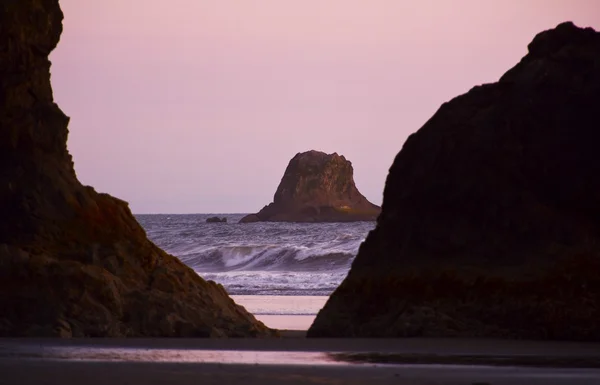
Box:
xmin=0 ymin=0 xmax=272 ymax=337
xmin=309 ymin=22 xmax=600 ymax=340
xmin=206 ymin=217 xmax=227 ymax=223
xmin=240 ymin=151 xmax=380 ymax=223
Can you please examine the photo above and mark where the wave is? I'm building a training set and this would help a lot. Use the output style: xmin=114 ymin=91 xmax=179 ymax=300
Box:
xmin=179 ymin=245 xmax=356 ymax=273
xmin=202 ymin=271 xmax=347 ymax=296
xmin=136 ymin=215 xmax=375 ymax=295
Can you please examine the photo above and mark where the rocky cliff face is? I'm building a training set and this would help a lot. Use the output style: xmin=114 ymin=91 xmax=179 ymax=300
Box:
xmin=240 ymin=151 xmax=380 ymax=223
xmin=0 ymin=0 xmax=272 ymax=337
xmin=308 ymin=22 xmax=600 ymax=340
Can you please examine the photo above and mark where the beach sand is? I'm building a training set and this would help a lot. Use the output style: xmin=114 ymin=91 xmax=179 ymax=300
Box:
xmin=2 ymin=338 xmax=600 ymax=385
xmin=230 ymin=295 xmax=325 ymax=332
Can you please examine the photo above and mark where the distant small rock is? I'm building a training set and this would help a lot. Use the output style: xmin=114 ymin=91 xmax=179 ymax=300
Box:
xmin=240 ymin=150 xmax=380 ymax=223
xmin=206 ymin=216 xmax=227 ymax=223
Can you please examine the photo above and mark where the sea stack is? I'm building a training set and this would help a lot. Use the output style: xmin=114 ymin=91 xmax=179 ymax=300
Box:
xmin=240 ymin=151 xmax=380 ymax=223
xmin=0 ymin=0 xmax=271 ymax=337
xmin=309 ymin=22 xmax=600 ymax=339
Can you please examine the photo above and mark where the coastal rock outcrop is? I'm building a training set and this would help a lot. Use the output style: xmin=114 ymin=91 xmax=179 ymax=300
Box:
xmin=206 ymin=217 xmax=227 ymax=223
xmin=0 ymin=0 xmax=272 ymax=337
xmin=240 ymin=151 xmax=380 ymax=223
xmin=308 ymin=22 xmax=600 ymax=340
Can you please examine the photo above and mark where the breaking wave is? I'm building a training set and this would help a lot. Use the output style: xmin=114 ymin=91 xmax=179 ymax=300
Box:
xmin=136 ymin=213 xmax=375 ymax=295
xmin=179 ymin=245 xmax=355 ymax=272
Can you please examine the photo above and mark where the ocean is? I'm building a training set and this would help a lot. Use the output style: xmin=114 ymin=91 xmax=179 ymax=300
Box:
xmin=136 ymin=213 xmax=375 ymax=330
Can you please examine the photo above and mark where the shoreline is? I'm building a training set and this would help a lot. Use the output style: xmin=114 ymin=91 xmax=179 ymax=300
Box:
xmin=3 ymin=338 xmax=600 ymax=384
xmin=278 ymin=329 xmax=307 ymax=338
xmin=3 ymin=337 xmax=600 ymax=366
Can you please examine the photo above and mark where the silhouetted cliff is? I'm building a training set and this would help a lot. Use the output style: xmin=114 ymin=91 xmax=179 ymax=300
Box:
xmin=309 ymin=22 xmax=600 ymax=340
xmin=0 ymin=0 xmax=272 ymax=337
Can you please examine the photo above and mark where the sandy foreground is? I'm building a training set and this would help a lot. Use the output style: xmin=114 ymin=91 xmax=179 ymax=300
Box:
xmin=1 ymin=337 xmax=600 ymax=385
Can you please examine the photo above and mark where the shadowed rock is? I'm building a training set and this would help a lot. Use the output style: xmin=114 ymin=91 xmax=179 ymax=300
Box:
xmin=0 ymin=0 xmax=272 ymax=337
xmin=240 ymin=151 xmax=380 ymax=223
xmin=308 ymin=22 xmax=600 ymax=340
xmin=206 ymin=217 xmax=227 ymax=223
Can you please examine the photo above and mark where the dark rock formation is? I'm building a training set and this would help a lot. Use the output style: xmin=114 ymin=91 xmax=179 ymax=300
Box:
xmin=240 ymin=151 xmax=380 ymax=223
xmin=206 ymin=217 xmax=227 ymax=223
xmin=309 ymin=22 xmax=600 ymax=340
xmin=0 ymin=0 xmax=272 ymax=337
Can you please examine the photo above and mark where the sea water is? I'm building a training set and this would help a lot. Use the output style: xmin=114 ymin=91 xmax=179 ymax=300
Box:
xmin=136 ymin=214 xmax=375 ymax=330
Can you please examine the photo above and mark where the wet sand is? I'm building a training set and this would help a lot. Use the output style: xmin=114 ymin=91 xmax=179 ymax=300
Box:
xmin=2 ymin=338 xmax=600 ymax=385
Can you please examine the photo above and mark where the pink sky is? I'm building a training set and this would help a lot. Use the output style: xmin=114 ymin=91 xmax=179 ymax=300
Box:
xmin=51 ymin=0 xmax=600 ymax=213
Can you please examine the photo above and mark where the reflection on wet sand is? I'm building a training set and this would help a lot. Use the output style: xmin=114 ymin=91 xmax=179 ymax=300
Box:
xmin=3 ymin=339 xmax=600 ymax=385
xmin=5 ymin=344 xmax=600 ymax=369
xmin=4 ymin=345 xmax=343 ymax=366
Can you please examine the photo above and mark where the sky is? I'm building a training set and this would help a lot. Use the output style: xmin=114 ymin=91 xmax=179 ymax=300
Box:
xmin=50 ymin=0 xmax=600 ymax=214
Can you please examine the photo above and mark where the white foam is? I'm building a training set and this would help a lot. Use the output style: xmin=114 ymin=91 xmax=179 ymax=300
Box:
xmin=137 ymin=215 xmax=376 ymax=295
xmin=200 ymin=270 xmax=348 ymax=296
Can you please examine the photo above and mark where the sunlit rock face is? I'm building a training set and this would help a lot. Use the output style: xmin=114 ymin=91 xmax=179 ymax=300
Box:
xmin=240 ymin=150 xmax=381 ymax=223
xmin=0 ymin=0 xmax=273 ymax=338
xmin=309 ymin=22 xmax=600 ymax=340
